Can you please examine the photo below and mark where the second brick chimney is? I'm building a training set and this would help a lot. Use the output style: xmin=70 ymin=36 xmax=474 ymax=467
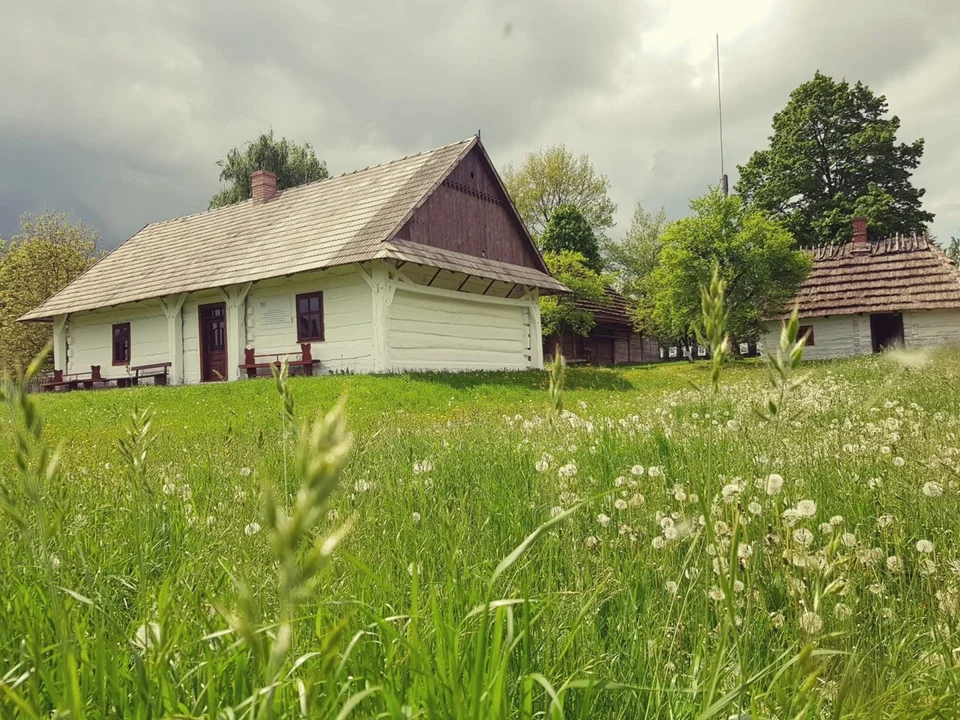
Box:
xmin=851 ymin=216 xmax=868 ymax=247
xmin=251 ymin=169 xmax=278 ymax=204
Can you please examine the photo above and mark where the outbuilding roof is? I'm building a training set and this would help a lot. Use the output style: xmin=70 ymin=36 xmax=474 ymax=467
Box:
xmin=777 ymin=235 xmax=960 ymax=320
xmin=561 ymin=286 xmax=635 ymax=328
xmin=21 ymin=137 xmax=564 ymax=321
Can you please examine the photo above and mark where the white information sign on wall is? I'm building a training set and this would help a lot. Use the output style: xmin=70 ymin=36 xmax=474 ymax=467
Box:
xmin=259 ymin=298 xmax=292 ymax=329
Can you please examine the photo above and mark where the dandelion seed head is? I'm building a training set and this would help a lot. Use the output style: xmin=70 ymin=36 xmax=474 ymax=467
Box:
xmin=764 ymin=474 xmax=784 ymax=496
xmin=793 ymin=528 xmax=814 ymax=547
xmin=923 ymin=482 xmax=944 ymax=498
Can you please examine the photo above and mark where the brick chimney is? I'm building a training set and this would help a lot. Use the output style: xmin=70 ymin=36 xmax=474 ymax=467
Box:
xmin=851 ymin=216 xmax=868 ymax=247
xmin=251 ymin=169 xmax=277 ymax=204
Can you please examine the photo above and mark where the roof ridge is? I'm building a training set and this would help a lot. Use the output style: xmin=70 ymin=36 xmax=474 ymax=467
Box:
xmin=143 ymin=136 xmax=478 ymax=231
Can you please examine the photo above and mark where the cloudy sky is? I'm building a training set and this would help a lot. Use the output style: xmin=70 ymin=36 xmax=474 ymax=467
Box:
xmin=2 ymin=0 xmax=958 ymax=248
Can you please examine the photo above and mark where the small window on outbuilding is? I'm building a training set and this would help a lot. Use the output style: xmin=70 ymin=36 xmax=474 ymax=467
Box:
xmin=296 ymin=292 xmax=324 ymax=342
xmin=799 ymin=325 xmax=815 ymax=346
xmin=112 ymin=323 xmax=131 ymax=365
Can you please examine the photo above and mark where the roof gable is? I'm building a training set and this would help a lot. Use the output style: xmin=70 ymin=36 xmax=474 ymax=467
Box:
xmin=21 ymin=137 xmax=565 ymax=321
xmin=775 ymin=236 xmax=960 ymax=319
xmin=395 ymin=144 xmax=547 ymax=272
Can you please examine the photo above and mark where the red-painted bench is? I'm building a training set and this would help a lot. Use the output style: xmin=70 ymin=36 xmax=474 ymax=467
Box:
xmin=41 ymin=366 xmax=103 ymax=392
xmin=238 ymin=343 xmax=318 ymax=378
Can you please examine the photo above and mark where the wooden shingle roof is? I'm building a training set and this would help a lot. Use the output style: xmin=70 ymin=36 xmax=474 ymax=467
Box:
xmin=575 ymin=286 xmax=635 ymax=328
xmin=21 ymin=137 xmax=564 ymax=321
xmin=777 ymin=236 xmax=960 ymax=320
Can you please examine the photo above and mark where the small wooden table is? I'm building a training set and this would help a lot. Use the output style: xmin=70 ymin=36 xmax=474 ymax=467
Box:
xmin=130 ymin=362 xmax=172 ymax=386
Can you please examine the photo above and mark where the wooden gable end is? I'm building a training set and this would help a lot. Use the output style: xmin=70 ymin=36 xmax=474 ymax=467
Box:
xmin=394 ymin=145 xmax=544 ymax=270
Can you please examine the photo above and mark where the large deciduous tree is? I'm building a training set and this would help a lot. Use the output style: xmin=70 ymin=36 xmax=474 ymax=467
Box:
xmin=503 ymin=145 xmax=616 ymax=237
xmin=539 ymin=250 xmax=611 ymax=345
xmin=736 ymin=71 xmax=933 ymax=246
xmin=539 ymin=204 xmax=603 ymax=271
xmin=642 ymin=188 xmax=810 ymax=343
xmin=602 ymin=201 xmax=666 ymax=305
xmin=0 ymin=213 xmax=102 ymax=373
xmin=210 ymin=130 xmax=329 ymax=209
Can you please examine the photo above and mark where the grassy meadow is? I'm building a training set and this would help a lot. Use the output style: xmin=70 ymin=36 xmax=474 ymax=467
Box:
xmin=2 ymin=343 xmax=960 ymax=718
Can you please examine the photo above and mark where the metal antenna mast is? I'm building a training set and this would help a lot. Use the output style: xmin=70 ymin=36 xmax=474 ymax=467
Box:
xmin=716 ymin=34 xmax=728 ymax=195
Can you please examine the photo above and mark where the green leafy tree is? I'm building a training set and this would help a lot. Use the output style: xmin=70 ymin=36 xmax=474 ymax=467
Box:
xmin=946 ymin=235 xmax=960 ymax=268
xmin=0 ymin=213 xmax=102 ymax=372
xmin=737 ymin=71 xmax=933 ymax=246
xmin=540 ymin=204 xmax=603 ymax=271
xmin=210 ymin=130 xmax=329 ymax=208
xmin=603 ymin=201 xmax=666 ymax=304
xmin=642 ymin=188 xmax=810 ymax=343
xmin=503 ymin=145 xmax=616 ymax=237
xmin=540 ymin=251 xmax=611 ymax=347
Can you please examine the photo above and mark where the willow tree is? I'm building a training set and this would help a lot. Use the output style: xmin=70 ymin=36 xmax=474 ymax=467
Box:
xmin=210 ymin=130 xmax=329 ymax=208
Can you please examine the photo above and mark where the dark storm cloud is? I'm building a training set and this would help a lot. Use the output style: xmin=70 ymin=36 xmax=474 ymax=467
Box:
xmin=1 ymin=0 xmax=957 ymax=248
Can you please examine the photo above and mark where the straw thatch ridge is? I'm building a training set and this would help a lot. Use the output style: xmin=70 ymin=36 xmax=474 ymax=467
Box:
xmin=772 ymin=234 xmax=960 ymax=320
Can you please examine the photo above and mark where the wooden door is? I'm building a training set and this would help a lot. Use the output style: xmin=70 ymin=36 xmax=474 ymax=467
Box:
xmin=870 ymin=313 xmax=904 ymax=353
xmin=593 ymin=337 xmax=615 ymax=365
xmin=199 ymin=303 xmax=227 ymax=382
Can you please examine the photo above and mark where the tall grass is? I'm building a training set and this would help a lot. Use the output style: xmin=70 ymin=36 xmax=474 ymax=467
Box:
xmin=1 ymin=302 xmax=960 ymax=716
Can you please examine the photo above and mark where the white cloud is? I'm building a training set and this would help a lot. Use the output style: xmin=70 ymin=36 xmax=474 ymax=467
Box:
xmin=0 ymin=0 xmax=956 ymax=246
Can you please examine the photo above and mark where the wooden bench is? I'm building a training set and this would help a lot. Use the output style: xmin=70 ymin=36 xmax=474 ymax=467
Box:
xmin=238 ymin=343 xmax=318 ymax=378
xmin=130 ymin=362 xmax=172 ymax=386
xmin=41 ymin=366 xmax=102 ymax=392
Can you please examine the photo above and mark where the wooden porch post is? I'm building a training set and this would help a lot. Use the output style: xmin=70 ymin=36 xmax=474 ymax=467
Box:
xmin=220 ymin=283 xmax=252 ymax=381
xmin=368 ymin=261 xmax=395 ymax=373
xmin=160 ymin=294 xmax=187 ymax=385
xmin=52 ymin=314 xmax=68 ymax=372
xmin=529 ymin=294 xmax=544 ymax=369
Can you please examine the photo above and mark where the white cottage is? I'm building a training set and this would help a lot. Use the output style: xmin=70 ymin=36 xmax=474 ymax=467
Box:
xmin=760 ymin=217 xmax=960 ymax=360
xmin=20 ymin=137 xmax=566 ymax=386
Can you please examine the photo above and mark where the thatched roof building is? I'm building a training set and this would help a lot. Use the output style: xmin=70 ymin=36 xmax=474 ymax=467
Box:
xmin=762 ymin=217 xmax=960 ymax=359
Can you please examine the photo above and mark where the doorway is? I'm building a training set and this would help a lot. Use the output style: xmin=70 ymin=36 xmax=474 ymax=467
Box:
xmin=199 ymin=303 xmax=227 ymax=381
xmin=869 ymin=313 xmax=904 ymax=353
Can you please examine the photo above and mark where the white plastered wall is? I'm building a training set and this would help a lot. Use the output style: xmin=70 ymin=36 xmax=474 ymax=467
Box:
xmin=244 ymin=267 xmax=375 ymax=375
xmin=65 ymin=300 xmax=169 ymax=378
xmin=54 ymin=260 xmax=545 ymax=382
xmin=903 ymin=310 xmax=960 ymax=347
xmin=760 ymin=314 xmax=871 ymax=361
xmin=377 ymin=260 xmax=542 ymax=371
